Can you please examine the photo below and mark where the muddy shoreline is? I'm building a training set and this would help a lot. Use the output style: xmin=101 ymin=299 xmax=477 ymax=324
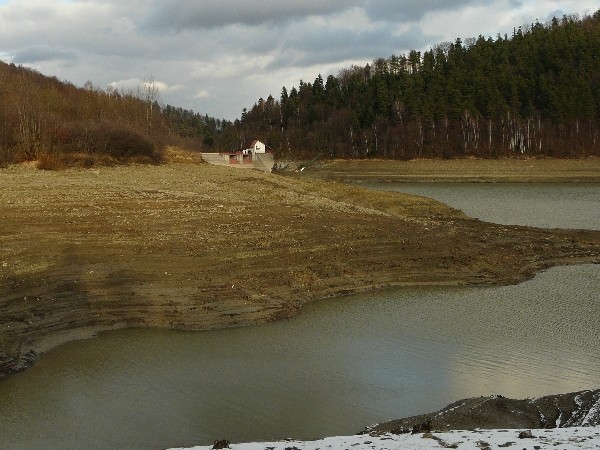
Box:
xmin=285 ymin=156 xmax=600 ymax=183
xmin=1 ymin=155 xmax=600 ymax=377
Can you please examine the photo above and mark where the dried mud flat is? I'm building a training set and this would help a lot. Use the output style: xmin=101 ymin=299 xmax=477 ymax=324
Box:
xmin=1 ymin=153 xmax=600 ymax=376
xmin=291 ymin=156 xmax=600 ymax=183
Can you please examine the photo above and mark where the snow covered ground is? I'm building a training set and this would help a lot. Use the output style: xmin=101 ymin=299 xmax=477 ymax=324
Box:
xmin=170 ymin=426 xmax=600 ymax=450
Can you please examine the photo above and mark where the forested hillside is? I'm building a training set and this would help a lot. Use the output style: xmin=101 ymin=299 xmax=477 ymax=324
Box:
xmin=220 ymin=11 xmax=600 ymax=159
xmin=0 ymin=61 xmax=224 ymax=167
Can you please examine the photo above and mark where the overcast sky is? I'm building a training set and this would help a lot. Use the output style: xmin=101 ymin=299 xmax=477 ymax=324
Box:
xmin=0 ymin=1 xmax=597 ymax=120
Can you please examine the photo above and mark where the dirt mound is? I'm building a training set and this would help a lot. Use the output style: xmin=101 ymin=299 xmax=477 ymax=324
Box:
xmin=366 ymin=389 xmax=600 ymax=434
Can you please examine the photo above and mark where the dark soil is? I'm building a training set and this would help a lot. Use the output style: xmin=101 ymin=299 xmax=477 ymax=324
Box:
xmin=365 ymin=389 xmax=600 ymax=433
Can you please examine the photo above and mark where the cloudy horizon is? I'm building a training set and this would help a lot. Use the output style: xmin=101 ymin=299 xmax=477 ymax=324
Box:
xmin=0 ymin=0 xmax=598 ymax=120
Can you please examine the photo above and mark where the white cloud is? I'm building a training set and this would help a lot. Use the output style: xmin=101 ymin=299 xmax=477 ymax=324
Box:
xmin=194 ymin=89 xmax=212 ymax=100
xmin=108 ymin=78 xmax=144 ymax=93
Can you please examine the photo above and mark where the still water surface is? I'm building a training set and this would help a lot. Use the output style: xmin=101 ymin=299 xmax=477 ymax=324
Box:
xmin=0 ymin=183 xmax=599 ymax=449
xmin=365 ymin=182 xmax=600 ymax=230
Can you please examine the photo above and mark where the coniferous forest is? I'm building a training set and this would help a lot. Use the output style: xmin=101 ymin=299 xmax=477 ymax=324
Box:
xmin=218 ymin=11 xmax=600 ymax=159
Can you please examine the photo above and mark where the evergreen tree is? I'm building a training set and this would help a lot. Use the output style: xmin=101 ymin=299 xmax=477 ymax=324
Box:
xmin=217 ymin=10 xmax=600 ymax=159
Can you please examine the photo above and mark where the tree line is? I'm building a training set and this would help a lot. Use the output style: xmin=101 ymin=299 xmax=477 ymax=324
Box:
xmin=218 ymin=10 xmax=600 ymax=159
xmin=0 ymin=62 xmax=226 ymax=167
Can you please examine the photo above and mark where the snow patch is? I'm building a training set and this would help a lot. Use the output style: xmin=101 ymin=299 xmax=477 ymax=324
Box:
xmin=170 ymin=426 xmax=600 ymax=450
xmin=434 ymin=401 xmax=467 ymax=419
xmin=582 ymin=396 xmax=600 ymax=427
xmin=556 ymin=398 xmax=564 ymax=427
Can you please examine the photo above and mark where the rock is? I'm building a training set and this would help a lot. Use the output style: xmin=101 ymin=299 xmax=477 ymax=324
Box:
xmin=518 ymin=430 xmax=534 ymax=439
xmin=212 ymin=439 xmax=230 ymax=449
xmin=411 ymin=420 xmax=432 ymax=434
xmin=0 ymin=349 xmax=38 ymax=377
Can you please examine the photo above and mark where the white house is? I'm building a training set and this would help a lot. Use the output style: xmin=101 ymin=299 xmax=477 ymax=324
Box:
xmin=247 ymin=140 xmax=267 ymax=154
xmin=201 ymin=139 xmax=274 ymax=172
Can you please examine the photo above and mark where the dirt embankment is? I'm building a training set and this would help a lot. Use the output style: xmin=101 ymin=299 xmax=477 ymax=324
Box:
xmin=1 ymin=155 xmax=600 ymax=376
xmin=283 ymin=157 xmax=600 ymax=183
xmin=366 ymin=389 xmax=600 ymax=433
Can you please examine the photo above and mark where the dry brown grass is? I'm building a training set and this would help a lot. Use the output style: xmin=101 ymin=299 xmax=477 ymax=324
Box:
xmin=162 ymin=146 xmax=204 ymax=164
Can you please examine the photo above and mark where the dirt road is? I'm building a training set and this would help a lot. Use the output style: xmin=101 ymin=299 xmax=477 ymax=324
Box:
xmin=2 ymin=153 xmax=599 ymax=376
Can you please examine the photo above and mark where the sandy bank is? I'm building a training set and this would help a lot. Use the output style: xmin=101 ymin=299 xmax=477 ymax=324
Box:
xmin=1 ymin=156 xmax=600 ymax=376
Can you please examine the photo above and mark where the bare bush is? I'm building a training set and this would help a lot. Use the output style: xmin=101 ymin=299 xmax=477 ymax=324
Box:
xmin=36 ymin=154 xmax=66 ymax=171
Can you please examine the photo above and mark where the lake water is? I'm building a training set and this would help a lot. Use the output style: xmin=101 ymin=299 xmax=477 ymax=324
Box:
xmin=364 ymin=182 xmax=600 ymax=230
xmin=0 ymin=183 xmax=599 ymax=449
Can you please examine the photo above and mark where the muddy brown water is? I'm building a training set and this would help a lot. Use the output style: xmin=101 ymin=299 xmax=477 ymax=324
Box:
xmin=0 ymin=183 xmax=599 ymax=449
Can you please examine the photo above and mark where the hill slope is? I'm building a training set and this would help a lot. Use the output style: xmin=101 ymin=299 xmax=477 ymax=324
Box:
xmin=223 ymin=11 xmax=600 ymax=159
xmin=0 ymin=61 xmax=227 ymax=167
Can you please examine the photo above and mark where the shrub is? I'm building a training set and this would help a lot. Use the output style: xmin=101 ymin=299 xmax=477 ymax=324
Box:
xmin=72 ymin=125 xmax=164 ymax=163
xmin=104 ymin=128 xmax=154 ymax=158
xmin=36 ymin=154 xmax=66 ymax=170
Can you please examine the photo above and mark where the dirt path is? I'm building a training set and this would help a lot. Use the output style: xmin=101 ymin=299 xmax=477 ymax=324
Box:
xmin=2 ymin=155 xmax=600 ymax=376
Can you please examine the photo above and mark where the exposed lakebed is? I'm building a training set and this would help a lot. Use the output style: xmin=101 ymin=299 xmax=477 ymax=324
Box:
xmin=0 ymin=182 xmax=599 ymax=449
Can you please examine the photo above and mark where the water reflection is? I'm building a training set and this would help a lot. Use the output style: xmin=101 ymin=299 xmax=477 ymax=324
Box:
xmin=1 ymin=184 xmax=599 ymax=449
xmin=1 ymin=265 xmax=597 ymax=449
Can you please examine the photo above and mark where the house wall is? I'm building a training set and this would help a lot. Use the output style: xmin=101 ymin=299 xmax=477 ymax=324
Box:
xmin=201 ymin=152 xmax=274 ymax=172
xmin=253 ymin=141 xmax=266 ymax=153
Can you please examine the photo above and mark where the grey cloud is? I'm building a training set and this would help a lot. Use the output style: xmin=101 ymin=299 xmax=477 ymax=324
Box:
xmin=12 ymin=45 xmax=77 ymax=65
xmin=144 ymin=0 xmax=361 ymax=30
xmin=1 ymin=0 xmax=593 ymax=121
xmin=364 ymin=0 xmax=519 ymax=22
xmin=208 ymin=23 xmax=280 ymax=54
xmin=267 ymin=23 xmax=429 ymax=71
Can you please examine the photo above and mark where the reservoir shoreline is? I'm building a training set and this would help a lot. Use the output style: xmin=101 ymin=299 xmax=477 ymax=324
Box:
xmin=2 ymin=155 xmax=600 ymax=377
